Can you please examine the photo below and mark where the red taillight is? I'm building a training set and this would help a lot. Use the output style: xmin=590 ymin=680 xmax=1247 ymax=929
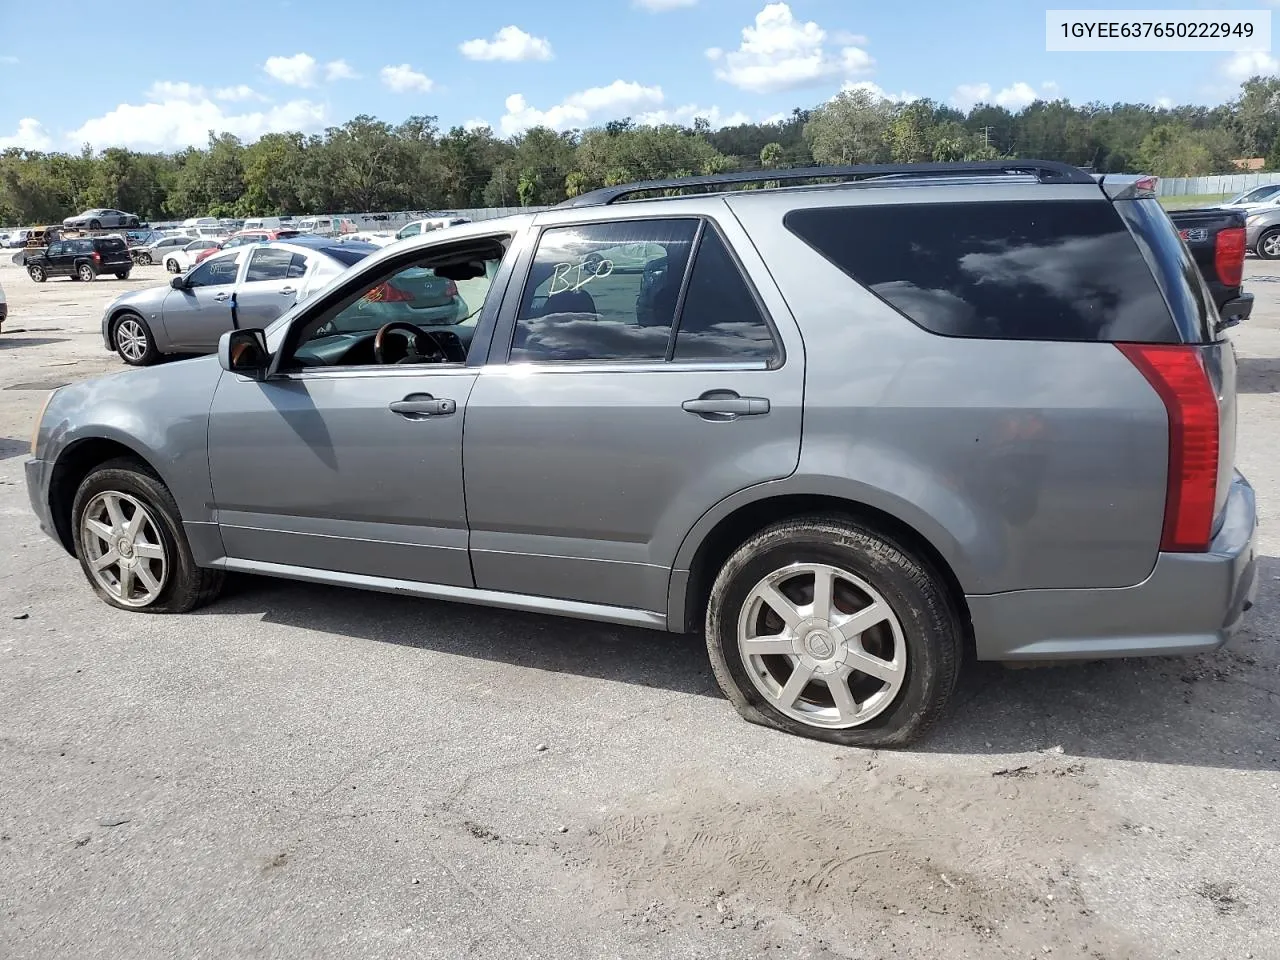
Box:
xmin=1117 ymin=344 xmax=1219 ymax=552
xmin=444 ymin=279 xmax=458 ymax=298
xmin=92 ymin=251 xmax=101 ymax=262
xmin=1214 ymin=226 xmax=1246 ymax=287
xmin=364 ymin=282 xmax=414 ymax=303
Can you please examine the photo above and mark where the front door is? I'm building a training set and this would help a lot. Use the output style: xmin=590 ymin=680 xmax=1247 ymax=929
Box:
xmin=44 ymin=242 xmax=70 ymax=277
xmin=234 ymin=247 xmax=308 ymax=328
xmin=207 ymin=236 xmax=512 ymax=587
xmin=463 ymin=213 xmax=805 ymax=615
xmin=159 ymin=251 xmax=241 ymax=350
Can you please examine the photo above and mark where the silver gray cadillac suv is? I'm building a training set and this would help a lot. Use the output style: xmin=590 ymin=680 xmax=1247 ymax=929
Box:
xmin=25 ymin=161 xmax=1258 ymax=746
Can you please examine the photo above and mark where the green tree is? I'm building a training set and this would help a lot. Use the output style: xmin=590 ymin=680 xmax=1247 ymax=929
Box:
xmin=803 ymin=89 xmax=895 ymax=165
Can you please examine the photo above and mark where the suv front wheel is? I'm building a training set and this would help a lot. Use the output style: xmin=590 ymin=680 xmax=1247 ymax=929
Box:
xmin=705 ymin=516 xmax=963 ymax=747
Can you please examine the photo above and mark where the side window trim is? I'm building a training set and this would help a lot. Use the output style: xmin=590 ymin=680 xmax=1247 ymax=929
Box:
xmin=663 ymin=220 xmax=706 ymax=361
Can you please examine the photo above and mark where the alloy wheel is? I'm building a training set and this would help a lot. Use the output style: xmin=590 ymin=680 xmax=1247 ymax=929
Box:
xmin=737 ymin=562 xmax=907 ymax=729
xmin=115 ymin=318 xmax=148 ymax=362
xmin=1264 ymin=233 xmax=1280 ymax=258
xmin=79 ymin=491 xmax=168 ymax=607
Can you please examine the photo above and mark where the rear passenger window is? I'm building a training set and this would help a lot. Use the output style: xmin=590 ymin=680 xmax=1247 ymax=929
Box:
xmin=245 ymin=248 xmax=293 ymax=282
xmin=512 ymin=220 xmax=697 ymax=362
xmin=673 ymin=227 xmax=777 ymax=361
xmin=784 ymin=200 xmax=1176 ymax=343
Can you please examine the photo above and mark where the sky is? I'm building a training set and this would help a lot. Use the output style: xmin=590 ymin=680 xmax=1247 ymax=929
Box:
xmin=2 ymin=0 xmax=1280 ymax=152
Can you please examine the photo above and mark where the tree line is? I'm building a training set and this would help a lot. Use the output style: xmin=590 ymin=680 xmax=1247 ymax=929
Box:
xmin=4 ymin=75 xmax=1280 ymax=226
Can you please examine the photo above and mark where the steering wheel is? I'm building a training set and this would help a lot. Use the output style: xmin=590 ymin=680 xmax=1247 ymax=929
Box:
xmin=373 ymin=321 xmax=445 ymax=365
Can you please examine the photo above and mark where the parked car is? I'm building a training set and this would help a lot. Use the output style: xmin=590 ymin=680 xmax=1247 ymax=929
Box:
xmin=1166 ymin=206 xmax=1252 ymax=329
xmin=101 ymin=236 xmax=377 ymax=363
xmin=297 ymin=216 xmax=358 ymax=237
xmin=26 ymin=162 xmax=1256 ymax=747
xmin=25 ymin=235 xmax=133 ymax=282
xmin=2 ymin=229 xmax=31 ymax=248
xmin=393 ymin=216 xmax=471 ymax=243
xmin=162 ymin=239 xmax=223 ymax=273
xmin=63 ymin=208 xmax=141 ymax=229
xmin=134 ymin=235 xmax=192 ymax=265
xmin=192 ymin=228 xmax=303 ymax=265
xmin=1242 ymin=204 xmax=1280 ymax=261
xmin=0 ymin=277 xmax=7 ymax=332
xmin=1221 ymin=184 xmax=1280 ymax=211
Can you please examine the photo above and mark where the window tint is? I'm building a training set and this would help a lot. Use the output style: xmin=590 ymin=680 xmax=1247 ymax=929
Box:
xmin=46 ymin=242 xmax=63 ymax=257
xmin=245 ymin=247 xmax=294 ymax=282
xmin=784 ymin=200 xmax=1176 ymax=343
xmin=399 ymin=222 xmax=422 ymax=238
xmin=673 ymin=228 xmax=777 ymax=361
xmin=512 ymin=219 xmax=697 ymax=362
xmin=97 ymin=237 xmax=126 ymax=252
xmin=319 ymin=246 xmax=370 ymax=267
xmin=73 ymin=239 xmax=93 ymax=254
xmin=187 ymin=254 xmax=239 ymax=287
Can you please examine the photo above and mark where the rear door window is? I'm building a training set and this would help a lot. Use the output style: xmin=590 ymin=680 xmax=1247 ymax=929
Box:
xmin=784 ymin=200 xmax=1177 ymax=343
xmin=245 ymin=248 xmax=293 ymax=282
xmin=672 ymin=227 xmax=778 ymax=362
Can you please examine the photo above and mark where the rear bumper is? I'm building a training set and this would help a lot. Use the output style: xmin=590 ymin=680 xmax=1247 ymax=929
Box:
xmin=969 ymin=471 xmax=1258 ymax=660
xmin=1220 ymin=292 xmax=1253 ymax=324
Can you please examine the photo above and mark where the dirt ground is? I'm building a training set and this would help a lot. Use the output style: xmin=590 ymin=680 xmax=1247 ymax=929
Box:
xmin=0 ymin=253 xmax=1278 ymax=960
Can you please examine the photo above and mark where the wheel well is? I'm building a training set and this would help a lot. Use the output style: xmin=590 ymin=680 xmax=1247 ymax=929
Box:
xmin=47 ymin=439 xmax=155 ymax=554
xmin=681 ymin=494 xmax=971 ymax=639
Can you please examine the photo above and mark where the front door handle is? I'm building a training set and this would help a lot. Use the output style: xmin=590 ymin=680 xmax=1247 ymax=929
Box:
xmin=682 ymin=391 xmax=770 ymax=420
xmin=389 ymin=393 xmax=456 ymax=418
xmin=212 ymin=292 xmax=230 ymax=302
xmin=280 ymin=286 xmax=296 ymax=296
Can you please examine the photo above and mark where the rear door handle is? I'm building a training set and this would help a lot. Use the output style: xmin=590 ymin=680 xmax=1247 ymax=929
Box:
xmin=682 ymin=391 xmax=770 ymax=420
xmin=212 ymin=292 xmax=230 ymax=302
xmin=389 ymin=393 xmax=456 ymax=418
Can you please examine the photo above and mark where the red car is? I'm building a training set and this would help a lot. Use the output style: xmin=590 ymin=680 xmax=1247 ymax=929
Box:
xmin=193 ymin=228 xmax=301 ymax=265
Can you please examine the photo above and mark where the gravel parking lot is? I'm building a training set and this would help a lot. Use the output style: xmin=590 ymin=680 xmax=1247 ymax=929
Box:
xmin=1 ymin=254 xmax=1278 ymax=960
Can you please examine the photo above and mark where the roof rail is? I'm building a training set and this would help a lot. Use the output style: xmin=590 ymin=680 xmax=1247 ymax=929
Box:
xmin=557 ymin=160 xmax=1095 ymax=208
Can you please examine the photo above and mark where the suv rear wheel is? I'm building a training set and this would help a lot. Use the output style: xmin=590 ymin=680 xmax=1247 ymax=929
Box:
xmin=77 ymin=262 xmax=96 ymax=282
xmin=72 ymin=458 xmax=224 ymax=613
xmin=705 ymin=516 xmax=962 ymax=747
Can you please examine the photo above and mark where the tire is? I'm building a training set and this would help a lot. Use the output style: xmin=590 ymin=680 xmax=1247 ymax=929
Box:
xmin=28 ymin=264 xmax=46 ymax=282
xmin=72 ymin=458 xmax=223 ymax=614
xmin=1257 ymin=228 xmax=1280 ymax=260
xmin=127 ymin=217 xmax=139 ymax=227
xmin=705 ymin=516 xmax=963 ymax=748
xmin=165 ymin=258 xmax=181 ymax=274
xmin=89 ymin=219 xmax=101 ymax=230
xmin=114 ymin=270 xmax=131 ymax=280
xmin=136 ymin=252 xmax=152 ymax=265
xmin=111 ymin=312 xmax=159 ymax=365
xmin=77 ymin=262 xmax=96 ymax=282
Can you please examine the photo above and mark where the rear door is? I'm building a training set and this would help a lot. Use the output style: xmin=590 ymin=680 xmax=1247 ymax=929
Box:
xmin=462 ymin=208 xmax=804 ymax=614
xmin=234 ymin=247 xmax=309 ymax=327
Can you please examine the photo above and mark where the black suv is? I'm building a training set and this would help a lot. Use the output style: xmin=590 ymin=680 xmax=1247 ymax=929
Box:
xmin=26 ymin=236 xmax=133 ymax=283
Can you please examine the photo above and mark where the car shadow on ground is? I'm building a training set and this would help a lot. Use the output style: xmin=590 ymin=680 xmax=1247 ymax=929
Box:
xmin=1235 ymin=356 xmax=1280 ymax=393
xmin=202 ymin=556 xmax=1280 ymax=770
xmin=0 ymin=438 xmax=30 ymax=461
xmin=0 ymin=337 xmax=70 ymax=350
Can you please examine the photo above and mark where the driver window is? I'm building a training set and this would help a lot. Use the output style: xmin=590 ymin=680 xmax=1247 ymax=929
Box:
xmin=281 ymin=239 xmax=507 ymax=371
xmin=186 ymin=254 xmax=240 ymax=288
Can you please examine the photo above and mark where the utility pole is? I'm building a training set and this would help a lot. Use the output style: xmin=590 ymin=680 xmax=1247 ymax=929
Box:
xmin=981 ymin=126 xmax=993 ymax=150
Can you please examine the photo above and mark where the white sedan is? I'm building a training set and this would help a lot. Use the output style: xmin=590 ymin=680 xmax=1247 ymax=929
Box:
xmin=162 ymin=239 xmax=221 ymax=274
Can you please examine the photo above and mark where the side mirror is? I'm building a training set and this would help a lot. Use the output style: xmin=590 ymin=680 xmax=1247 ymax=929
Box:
xmin=170 ymin=275 xmax=186 ymax=290
xmin=218 ymin=328 xmax=270 ymax=378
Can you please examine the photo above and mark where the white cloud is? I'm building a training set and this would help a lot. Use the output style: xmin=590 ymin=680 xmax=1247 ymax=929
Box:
xmin=463 ymin=118 xmax=491 ymax=132
xmin=761 ymin=111 xmax=789 ymax=125
xmin=951 ymin=80 xmax=1050 ymax=111
xmin=707 ymin=2 xmax=874 ymax=94
xmin=325 ymin=59 xmax=360 ymax=81
xmin=635 ymin=104 xmax=751 ymax=128
xmin=1221 ymin=51 xmax=1280 ymax=82
xmin=633 ymin=0 xmax=697 ymax=9
xmin=380 ymin=63 xmax=434 ymax=93
xmin=0 ymin=118 xmax=52 ymax=150
xmin=841 ymin=80 xmax=918 ymax=103
xmin=995 ymin=81 xmax=1038 ymax=109
xmin=460 ymin=26 xmax=553 ymax=62
xmin=500 ymin=80 xmax=664 ymax=135
xmin=147 ymin=81 xmax=205 ymax=101
xmin=264 ymin=53 xmax=318 ymax=87
xmin=214 ymin=84 xmax=264 ymax=102
xmin=68 ymin=93 xmax=326 ymax=150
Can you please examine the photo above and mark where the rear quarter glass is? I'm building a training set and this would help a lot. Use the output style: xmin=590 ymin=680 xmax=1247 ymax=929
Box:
xmin=783 ymin=199 xmax=1182 ymax=344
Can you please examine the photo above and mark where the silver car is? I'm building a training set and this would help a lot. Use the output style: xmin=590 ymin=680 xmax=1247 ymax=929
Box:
xmin=26 ymin=161 xmax=1257 ymax=746
xmin=101 ymin=237 xmax=376 ymax=364
xmin=63 ymin=208 xmax=140 ymax=229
